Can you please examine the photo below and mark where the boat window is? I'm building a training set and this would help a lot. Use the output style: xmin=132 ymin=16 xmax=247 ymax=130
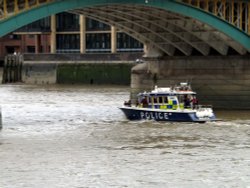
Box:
xmin=159 ymin=97 xmax=163 ymax=103
xmin=178 ymin=95 xmax=184 ymax=103
xmin=154 ymin=97 xmax=158 ymax=103
xmin=138 ymin=97 xmax=142 ymax=103
xmin=164 ymin=97 xmax=168 ymax=104
xmin=150 ymin=97 xmax=153 ymax=104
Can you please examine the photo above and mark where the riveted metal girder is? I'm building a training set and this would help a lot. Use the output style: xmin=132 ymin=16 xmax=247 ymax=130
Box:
xmin=71 ymin=5 xmax=231 ymax=56
xmin=115 ymin=5 xmax=211 ymax=55
xmin=76 ymin=6 xmax=192 ymax=56
xmin=72 ymin=8 xmax=172 ymax=55
xmin=76 ymin=7 xmax=179 ymax=56
xmin=98 ymin=6 xmax=194 ymax=56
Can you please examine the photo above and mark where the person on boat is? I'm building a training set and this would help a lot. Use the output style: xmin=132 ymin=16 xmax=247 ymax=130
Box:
xmin=191 ymin=96 xmax=198 ymax=109
xmin=184 ymin=95 xmax=190 ymax=108
xmin=124 ymin=99 xmax=131 ymax=107
xmin=141 ymin=97 xmax=148 ymax=108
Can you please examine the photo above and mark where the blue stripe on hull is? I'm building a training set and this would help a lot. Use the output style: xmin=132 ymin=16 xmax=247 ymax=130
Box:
xmin=120 ymin=107 xmax=205 ymax=123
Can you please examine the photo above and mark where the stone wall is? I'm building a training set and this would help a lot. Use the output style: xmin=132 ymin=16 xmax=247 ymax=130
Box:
xmin=22 ymin=61 xmax=57 ymax=84
xmin=20 ymin=53 xmax=139 ymax=85
xmin=131 ymin=55 xmax=250 ymax=109
xmin=21 ymin=61 xmax=134 ymax=85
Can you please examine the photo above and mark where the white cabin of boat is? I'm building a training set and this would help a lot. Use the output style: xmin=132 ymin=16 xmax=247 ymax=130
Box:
xmin=132 ymin=83 xmax=199 ymax=110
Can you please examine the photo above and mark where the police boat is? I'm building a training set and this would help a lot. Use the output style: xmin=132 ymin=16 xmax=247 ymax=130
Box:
xmin=120 ymin=83 xmax=216 ymax=123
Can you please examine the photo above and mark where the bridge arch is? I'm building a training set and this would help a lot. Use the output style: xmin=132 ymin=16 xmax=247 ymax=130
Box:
xmin=0 ymin=0 xmax=249 ymax=56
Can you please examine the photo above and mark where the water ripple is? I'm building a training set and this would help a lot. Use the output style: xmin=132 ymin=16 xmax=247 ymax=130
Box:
xmin=0 ymin=85 xmax=250 ymax=187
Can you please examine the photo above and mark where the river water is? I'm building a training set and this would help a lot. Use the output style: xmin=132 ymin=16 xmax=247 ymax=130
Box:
xmin=0 ymin=84 xmax=249 ymax=188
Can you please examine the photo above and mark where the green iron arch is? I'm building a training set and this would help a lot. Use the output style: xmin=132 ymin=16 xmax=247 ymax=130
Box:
xmin=0 ymin=0 xmax=250 ymax=51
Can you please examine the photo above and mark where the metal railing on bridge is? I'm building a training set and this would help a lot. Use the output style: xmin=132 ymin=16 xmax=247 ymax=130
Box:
xmin=179 ymin=0 xmax=250 ymax=34
xmin=0 ymin=0 xmax=52 ymax=19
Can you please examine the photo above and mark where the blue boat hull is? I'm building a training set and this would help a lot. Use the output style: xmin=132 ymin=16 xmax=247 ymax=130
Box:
xmin=120 ymin=107 xmax=210 ymax=123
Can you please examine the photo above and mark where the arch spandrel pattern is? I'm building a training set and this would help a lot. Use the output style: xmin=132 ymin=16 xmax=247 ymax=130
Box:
xmin=0 ymin=0 xmax=250 ymax=56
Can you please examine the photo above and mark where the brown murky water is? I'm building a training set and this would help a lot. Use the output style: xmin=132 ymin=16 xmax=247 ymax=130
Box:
xmin=0 ymin=84 xmax=250 ymax=187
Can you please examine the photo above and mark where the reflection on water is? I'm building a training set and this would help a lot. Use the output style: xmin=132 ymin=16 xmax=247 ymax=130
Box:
xmin=0 ymin=84 xmax=250 ymax=187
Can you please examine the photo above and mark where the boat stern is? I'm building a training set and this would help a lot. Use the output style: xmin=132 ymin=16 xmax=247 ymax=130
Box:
xmin=194 ymin=107 xmax=216 ymax=122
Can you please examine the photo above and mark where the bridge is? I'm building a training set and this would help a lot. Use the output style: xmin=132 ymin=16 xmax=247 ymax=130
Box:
xmin=1 ymin=0 xmax=250 ymax=109
xmin=0 ymin=0 xmax=250 ymax=56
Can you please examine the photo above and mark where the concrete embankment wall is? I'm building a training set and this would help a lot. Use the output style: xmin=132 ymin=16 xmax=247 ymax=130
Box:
xmin=21 ymin=53 xmax=141 ymax=85
xmin=22 ymin=61 xmax=134 ymax=85
xmin=22 ymin=61 xmax=57 ymax=84
xmin=131 ymin=55 xmax=250 ymax=109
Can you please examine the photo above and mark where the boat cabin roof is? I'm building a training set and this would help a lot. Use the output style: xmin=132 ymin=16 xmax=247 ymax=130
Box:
xmin=138 ymin=86 xmax=196 ymax=97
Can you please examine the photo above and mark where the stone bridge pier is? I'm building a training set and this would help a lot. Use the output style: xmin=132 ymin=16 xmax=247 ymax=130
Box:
xmin=131 ymin=48 xmax=250 ymax=109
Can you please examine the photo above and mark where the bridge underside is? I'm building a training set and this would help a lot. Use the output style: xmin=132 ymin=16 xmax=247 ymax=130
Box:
xmin=70 ymin=4 xmax=248 ymax=57
xmin=0 ymin=0 xmax=250 ymax=57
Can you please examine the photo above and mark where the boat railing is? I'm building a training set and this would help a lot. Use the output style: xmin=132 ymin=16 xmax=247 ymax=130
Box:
xmin=197 ymin=105 xmax=213 ymax=109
